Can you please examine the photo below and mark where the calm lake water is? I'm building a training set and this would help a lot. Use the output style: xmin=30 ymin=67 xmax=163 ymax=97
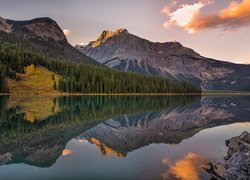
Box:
xmin=0 ymin=95 xmax=249 ymax=179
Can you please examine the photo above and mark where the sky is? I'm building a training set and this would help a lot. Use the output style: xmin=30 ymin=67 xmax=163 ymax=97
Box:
xmin=0 ymin=0 xmax=250 ymax=64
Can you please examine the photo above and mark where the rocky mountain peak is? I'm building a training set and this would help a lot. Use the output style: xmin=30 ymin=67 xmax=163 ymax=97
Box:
xmin=90 ymin=28 xmax=128 ymax=47
xmin=2 ymin=17 xmax=67 ymax=42
xmin=115 ymin=28 xmax=128 ymax=34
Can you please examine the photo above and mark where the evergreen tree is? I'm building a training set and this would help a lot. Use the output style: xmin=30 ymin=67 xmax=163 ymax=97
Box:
xmin=0 ymin=64 xmax=8 ymax=93
xmin=52 ymin=74 xmax=55 ymax=81
xmin=53 ymin=81 xmax=57 ymax=91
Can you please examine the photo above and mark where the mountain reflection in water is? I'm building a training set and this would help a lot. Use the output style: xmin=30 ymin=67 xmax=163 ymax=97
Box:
xmin=0 ymin=95 xmax=249 ymax=179
xmin=81 ymin=96 xmax=250 ymax=157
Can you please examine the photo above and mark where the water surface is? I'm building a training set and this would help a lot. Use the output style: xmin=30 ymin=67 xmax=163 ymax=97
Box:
xmin=0 ymin=95 xmax=249 ymax=179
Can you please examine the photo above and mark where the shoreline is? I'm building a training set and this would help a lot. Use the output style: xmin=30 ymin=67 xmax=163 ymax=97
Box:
xmin=0 ymin=93 xmax=201 ymax=96
xmin=0 ymin=92 xmax=250 ymax=96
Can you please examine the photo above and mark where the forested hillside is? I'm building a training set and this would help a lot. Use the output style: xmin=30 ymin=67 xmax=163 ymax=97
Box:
xmin=0 ymin=30 xmax=200 ymax=94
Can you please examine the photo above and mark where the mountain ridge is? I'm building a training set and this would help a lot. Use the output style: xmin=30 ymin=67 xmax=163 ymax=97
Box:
xmin=0 ymin=16 xmax=99 ymax=65
xmin=2 ymin=16 xmax=67 ymax=42
xmin=78 ymin=29 xmax=250 ymax=90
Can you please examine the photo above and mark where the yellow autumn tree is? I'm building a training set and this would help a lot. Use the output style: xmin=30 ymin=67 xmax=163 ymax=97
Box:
xmin=24 ymin=64 xmax=35 ymax=75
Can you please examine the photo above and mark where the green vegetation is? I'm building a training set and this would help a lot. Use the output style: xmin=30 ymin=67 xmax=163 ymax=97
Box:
xmin=0 ymin=31 xmax=200 ymax=94
xmin=56 ymin=65 xmax=200 ymax=94
xmin=7 ymin=66 xmax=60 ymax=94
xmin=0 ymin=64 xmax=8 ymax=93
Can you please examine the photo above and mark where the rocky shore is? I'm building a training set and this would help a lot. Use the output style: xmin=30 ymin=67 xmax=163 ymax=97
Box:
xmin=204 ymin=131 xmax=249 ymax=179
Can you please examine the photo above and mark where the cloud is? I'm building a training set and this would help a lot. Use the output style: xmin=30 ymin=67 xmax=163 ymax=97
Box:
xmin=171 ymin=2 xmax=205 ymax=33
xmin=62 ymin=149 xmax=72 ymax=156
xmin=161 ymin=5 xmax=171 ymax=16
xmin=160 ymin=0 xmax=177 ymax=16
xmin=161 ymin=0 xmax=212 ymax=33
xmin=161 ymin=153 xmax=208 ymax=180
xmin=63 ymin=29 xmax=72 ymax=36
xmin=77 ymin=42 xmax=85 ymax=46
xmin=162 ymin=0 xmax=250 ymax=33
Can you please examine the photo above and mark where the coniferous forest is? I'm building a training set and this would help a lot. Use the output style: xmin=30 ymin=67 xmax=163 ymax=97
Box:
xmin=0 ymin=31 xmax=201 ymax=94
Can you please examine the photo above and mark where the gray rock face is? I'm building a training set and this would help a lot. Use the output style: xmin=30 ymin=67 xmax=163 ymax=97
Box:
xmin=0 ymin=153 xmax=12 ymax=165
xmin=78 ymin=29 xmax=250 ymax=90
xmin=0 ymin=17 xmax=67 ymax=42
xmin=205 ymin=131 xmax=250 ymax=180
xmin=224 ymin=152 xmax=249 ymax=180
xmin=225 ymin=131 xmax=250 ymax=160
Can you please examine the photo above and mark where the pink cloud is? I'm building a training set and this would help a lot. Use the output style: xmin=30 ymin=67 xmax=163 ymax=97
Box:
xmin=161 ymin=0 xmax=250 ymax=33
xmin=160 ymin=0 xmax=178 ymax=16
xmin=63 ymin=29 xmax=72 ymax=36
xmin=161 ymin=5 xmax=171 ymax=16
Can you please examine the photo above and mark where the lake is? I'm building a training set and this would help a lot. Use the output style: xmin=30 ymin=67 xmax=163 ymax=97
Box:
xmin=0 ymin=95 xmax=249 ymax=179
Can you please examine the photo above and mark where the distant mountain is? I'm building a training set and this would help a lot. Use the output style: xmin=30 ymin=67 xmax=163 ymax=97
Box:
xmin=78 ymin=29 xmax=250 ymax=90
xmin=0 ymin=16 xmax=98 ymax=65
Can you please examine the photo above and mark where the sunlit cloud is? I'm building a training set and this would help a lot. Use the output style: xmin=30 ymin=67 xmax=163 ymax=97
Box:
xmin=161 ymin=0 xmax=212 ymax=33
xmin=161 ymin=153 xmax=208 ymax=180
xmin=161 ymin=0 xmax=250 ymax=33
xmin=161 ymin=5 xmax=171 ymax=16
xmin=78 ymin=138 xmax=88 ymax=143
xmin=63 ymin=29 xmax=72 ymax=36
xmin=62 ymin=149 xmax=72 ymax=156
xmin=171 ymin=2 xmax=205 ymax=33
xmin=161 ymin=0 xmax=178 ymax=17
xmin=78 ymin=42 xmax=85 ymax=46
